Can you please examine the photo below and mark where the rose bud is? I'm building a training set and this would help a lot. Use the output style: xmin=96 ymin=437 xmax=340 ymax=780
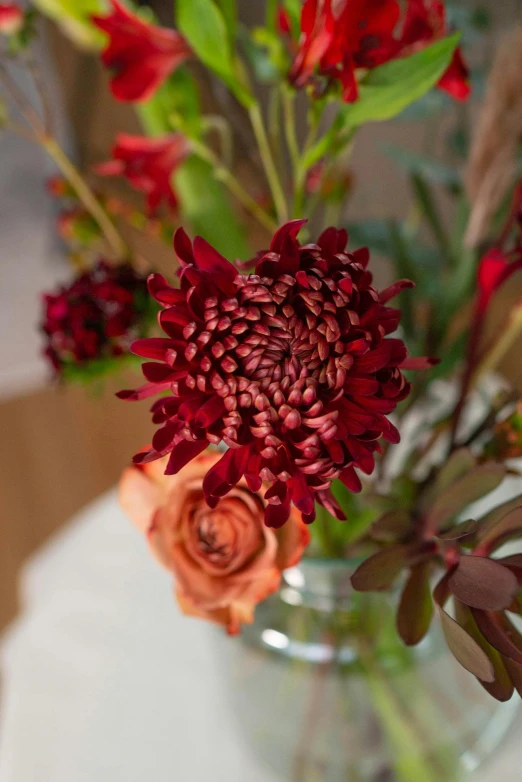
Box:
xmin=119 ymin=449 xmax=311 ymax=635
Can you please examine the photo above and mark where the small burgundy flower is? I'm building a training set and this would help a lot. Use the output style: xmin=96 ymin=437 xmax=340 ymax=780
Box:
xmin=92 ymin=0 xmax=191 ymax=102
xmin=95 ymin=133 xmax=189 ymax=215
xmin=119 ymin=220 xmax=425 ymax=528
xmin=0 ymin=2 xmax=23 ymax=35
xmin=289 ymin=0 xmax=469 ymax=103
xmin=41 ymin=260 xmax=152 ymax=376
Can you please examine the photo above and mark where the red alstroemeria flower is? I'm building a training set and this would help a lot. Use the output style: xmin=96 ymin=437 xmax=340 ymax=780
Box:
xmin=289 ymin=0 xmax=469 ymax=103
xmin=0 ymin=2 xmax=23 ymax=35
xmin=119 ymin=220 xmax=429 ymax=529
xmin=477 ymin=248 xmax=522 ymax=314
xmin=95 ymin=133 xmax=189 ymax=215
xmin=290 ymin=0 xmax=400 ymax=101
xmin=398 ymin=0 xmax=470 ymax=101
xmin=92 ymin=0 xmax=191 ymax=102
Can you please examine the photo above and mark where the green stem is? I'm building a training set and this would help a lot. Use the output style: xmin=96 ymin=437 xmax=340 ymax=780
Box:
xmin=356 ymin=639 xmax=448 ymax=782
xmin=190 ymin=137 xmax=278 ymax=234
xmin=292 ymin=120 xmax=320 ymax=219
xmin=248 ymin=103 xmax=288 ymax=224
xmin=0 ymin=63 xmax=127 ymax=259
xmin=282 ymin=88 xmax=300 ymax=178
xmin=42 ymin=137 xmax=128 ymax=259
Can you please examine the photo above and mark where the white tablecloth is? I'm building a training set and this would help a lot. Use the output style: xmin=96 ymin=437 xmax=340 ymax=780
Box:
xmin=0 ymin=491 xmax=520 ymax=781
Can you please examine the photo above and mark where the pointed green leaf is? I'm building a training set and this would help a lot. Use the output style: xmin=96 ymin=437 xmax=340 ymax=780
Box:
xmin=217 ymin=0 xmax=237 ymax=42
xmin=138 ymin=68 xmax=201 ymax=138
xmin=176 ymin=0 xmax=253 ymax=106
xmin=33 ymin=0 xmax=106 ymax=48
xmin=339 ymin=34 xmax=461 ymax=129
xmin=173 ymin=155 xmax=249 ymax=259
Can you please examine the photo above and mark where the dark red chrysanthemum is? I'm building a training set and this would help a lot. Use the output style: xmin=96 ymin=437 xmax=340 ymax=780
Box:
xmin=41 ymin=260 xmax=152 ymax=375
xmin=92 ymin=0 xmax=191 ymax=102
xmin=289 ymin=0 xmax=469 ymax=103
xmin=119 ymin=220 xmax=428 ymax=528
xmin=95 ymin=133 xmax=189 ymax=215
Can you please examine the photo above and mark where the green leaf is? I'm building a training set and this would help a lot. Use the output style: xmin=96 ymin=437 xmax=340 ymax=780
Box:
xmin=411 ymin=172 xmax=452 ymax=263
xmin=138 ymin=77 xmax=248 ymax=261
xmin=243 ymin=28 xmax=284 ymax=84
xmin=216 ymin=0 xmax=237 ymax=43
xmin=33 ymin=0 xmax=106 ymax=48
xmin=339 ymin=34 xmax=461 ymax=129
xmin=139 ymin=67 xmax=201 ymax=138
xmin=173 ymin=155 xmax=249 ymax=260
xmin=397 ymin=563 xmax=433 ymax=646
xmin=176 ymin=0 xmax=253 ymax=107
xmin=425 ymin=463 xmax=506 ymax=532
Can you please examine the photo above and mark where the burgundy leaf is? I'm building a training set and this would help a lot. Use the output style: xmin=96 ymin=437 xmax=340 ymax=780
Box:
xmin=472 ymin=609 xmax=522 ymax=664
xmin=371 ymin=510 xmax=412 ymax=542
xmin=397 ymin=562 xmax=433 ymax=645
xmin=502 ymin=657 xmax=522 ymax=697
xmin=454 ymin=601 xmax=514 ymax=702
xmin=435 ymin=519 xmax=477 ymax=541
xmin=475 ymin=505 xmax=522 ymax=555
xmin=420 ymin=449 xmax=476 ymax=513
xmin=448 ymin=556 xmax=518 ymax=610
xmin=438 ymin=609 xmax=495 ymax=683
xmin=351 ymin=544 xmax=417 ymax=592
xmin=425 ymin=463 xmax=505 ymax=533
xmin=475 ymin=495 xmax=522 ymax=545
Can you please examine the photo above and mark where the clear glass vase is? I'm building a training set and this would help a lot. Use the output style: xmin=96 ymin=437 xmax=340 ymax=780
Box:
xmin=215 ymin=559 xmax=518 ymax=782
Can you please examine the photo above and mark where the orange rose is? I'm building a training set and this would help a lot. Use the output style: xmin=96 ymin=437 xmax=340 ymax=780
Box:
xmin=119 ymin=449 xmax=310 ymax=634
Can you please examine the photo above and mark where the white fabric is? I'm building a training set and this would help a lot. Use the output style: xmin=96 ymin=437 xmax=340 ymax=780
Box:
xmin=0 ymin=491 xmax=520 ymax=781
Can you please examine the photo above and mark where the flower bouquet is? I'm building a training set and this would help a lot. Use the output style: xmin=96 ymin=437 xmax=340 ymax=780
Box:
xmin=3 ymin=0 xmax=522 ymax=778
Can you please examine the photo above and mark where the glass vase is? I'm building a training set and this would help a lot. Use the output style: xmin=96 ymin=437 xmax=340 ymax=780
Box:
xmin=216 ymin=558 xmax=518 ymax=782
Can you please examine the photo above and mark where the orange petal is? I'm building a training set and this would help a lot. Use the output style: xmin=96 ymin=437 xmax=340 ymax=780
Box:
xmin=118 ymin=465 xmax=163 ymax=534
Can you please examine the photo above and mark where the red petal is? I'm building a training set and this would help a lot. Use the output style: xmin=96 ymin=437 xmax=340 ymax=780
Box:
xmin=173 ymin=226 xmax=194 ymax=265
xmin=379 ymin=279 xmax=414 ymax=304
xmin=193 ymin=236 xmax=237 ymax=284
xmin=269 ymin=220 xmax=307 ymax=254
xmin=165 ymin=439 xmax=208 ymax=475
